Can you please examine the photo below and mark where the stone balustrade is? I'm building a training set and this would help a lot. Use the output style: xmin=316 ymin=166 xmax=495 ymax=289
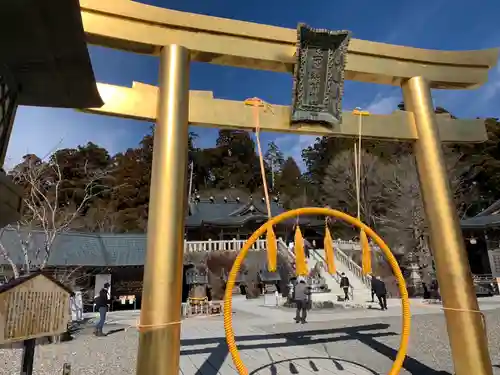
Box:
xmin=184 ymin=239 xmax=267 ymax=252
xmin=184 ymin=238 xmax=383 ymax=253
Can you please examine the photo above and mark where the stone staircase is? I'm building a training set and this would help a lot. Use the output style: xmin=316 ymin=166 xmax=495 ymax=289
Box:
xmin=278 ymin=239 xmax=373 ymax=304
xmin=313 ymin=248 xmax=373 ymax=304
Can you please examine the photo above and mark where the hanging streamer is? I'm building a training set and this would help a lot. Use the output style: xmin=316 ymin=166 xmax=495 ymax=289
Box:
xmin=353 ymin=108 xmax=372 ymax=276
xmin=323 ymin=226 xmax=336 ymax=275
xmin=360 ymin=229 xmax=372 ymax=275
xmin=266 ymin=225 xmax=277 ymax=272
xmin=294 ymin=226 xmax=308 ymax=276
xmin=244 ymin=97 xmax=277 ymax=272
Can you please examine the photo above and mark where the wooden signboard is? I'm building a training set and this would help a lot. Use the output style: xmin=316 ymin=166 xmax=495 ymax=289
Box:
xmin=0 ymin=272 xmax=72 ymax=344
xmin=488 ymin=249 xmax=500 ymax=278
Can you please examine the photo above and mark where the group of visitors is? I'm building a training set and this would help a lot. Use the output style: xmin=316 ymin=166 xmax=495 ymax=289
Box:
xmin=340 ymin=272 xmax=388 ymax=309
xmin=289 ymin=271 xmax=389 ymax=325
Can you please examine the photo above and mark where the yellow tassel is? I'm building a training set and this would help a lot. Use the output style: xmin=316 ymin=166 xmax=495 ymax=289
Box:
xmin=324 ymin=227 xmax=336 ymax=275
xmin=360 ymin=229 xmax=372 ymax=275
xmin=266 ymin=225 xmax=277 ymax=272
xmin=294 ymin=226 xmax=308 ymax=276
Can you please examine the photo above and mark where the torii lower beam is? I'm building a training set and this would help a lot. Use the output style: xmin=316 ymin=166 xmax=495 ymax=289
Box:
xmin=85 ymin=81 xmax=487 ymax=143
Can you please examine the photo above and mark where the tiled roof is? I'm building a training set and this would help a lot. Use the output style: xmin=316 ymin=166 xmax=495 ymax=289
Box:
xmin=0 ymin=229 xmax=147 ymax=267
xmin=460 ymin=199 xmax=500 ymax=229
xmin=460 ymin=214 xmax=500 ymax=230
xmin=0 ymin=199 xmax=323 ymax=267
xmin=0 ymin=229 xmax=285 ymax=268
xmin=186 ymin=199 xmax=324 ymax=227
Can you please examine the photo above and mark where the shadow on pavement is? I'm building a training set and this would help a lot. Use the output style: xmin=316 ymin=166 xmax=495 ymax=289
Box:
xmin=106 ymin=328 xmax=126 ymax=336
xmin=249 ymin=356 xmax=378 ymax=375
xmin=180 ymin=323 xmax=447 ymax=375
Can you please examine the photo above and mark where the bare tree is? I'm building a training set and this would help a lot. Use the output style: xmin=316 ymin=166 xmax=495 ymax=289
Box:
xmin=77 ymin=199 xmax=121 ymax=233
xmin=0 ymin=154 xmax=119 ymax=278
xmin=376 ymin=147 xmax=469 ymax=282
xmin=322 ymin=149 xmax=391 ymax=232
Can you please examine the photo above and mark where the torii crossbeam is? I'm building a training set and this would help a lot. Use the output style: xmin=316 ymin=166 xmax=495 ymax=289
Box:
xmin=79 ymin=1 xmax=498 ymax=374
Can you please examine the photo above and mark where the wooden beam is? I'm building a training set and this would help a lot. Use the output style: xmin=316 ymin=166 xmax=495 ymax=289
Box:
xmin=80 ymin=0 xmax=499 ymax=89
xmin=82 ymin=82 xmax=487 ymax=143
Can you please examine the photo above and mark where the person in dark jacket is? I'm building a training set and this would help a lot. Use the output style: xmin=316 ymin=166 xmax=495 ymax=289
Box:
xmin=340 ymin=273 xmax=350 ymax=301
xmin=94 ymin=282 xmax=111 ymax=336
xmin=304 ymin=239 xmax=312 ymax=259
xmin=294 ymin=277 xmax=311 ymax=324
xmin=422 ymin=282 xmax=431 ymax=300
xmin=431 ymin=279 xmax=440 ymax=300
xmin=370 ymin=275 xmax=376 ymax=303
xmin=372 ymin=276 xmax=388 ymax=310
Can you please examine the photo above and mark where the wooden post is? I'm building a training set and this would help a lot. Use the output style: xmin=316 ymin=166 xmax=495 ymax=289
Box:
xmin=20 ymin=339 xmax=35 ymax=375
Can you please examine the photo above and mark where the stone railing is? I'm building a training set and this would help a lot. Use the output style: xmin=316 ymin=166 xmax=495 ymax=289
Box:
xmin=184 ymin=239 xmax=266 ymax=252
xmin=308 ymin=248 xmax=354 ymax=299
xmin=181 ymin=298 xmax=223 ymax=318
xmin=276 ymin=237 xmax=369 ymax=291
xmin=334 ymin=245 xmax=372 ymax=290
xmin=334 ymin=239 xmax=384 ymax=253
xmin=277 ymin=238 xmax=295 ymax=262
xmin=184 ymin=238 xmax=385 ymax=253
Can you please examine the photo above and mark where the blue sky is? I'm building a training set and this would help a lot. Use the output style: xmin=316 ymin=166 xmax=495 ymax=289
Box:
xmin=6 ymin=0 xmax=500 ymax=169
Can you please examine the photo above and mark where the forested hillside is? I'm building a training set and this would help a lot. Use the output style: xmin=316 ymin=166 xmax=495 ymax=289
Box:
xmin=6 ymin=108 xmax=500 ymax=257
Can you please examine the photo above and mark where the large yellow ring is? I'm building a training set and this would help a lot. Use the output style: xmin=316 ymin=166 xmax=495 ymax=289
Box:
xmin=223 ymin=207 xmax=411 ymax=375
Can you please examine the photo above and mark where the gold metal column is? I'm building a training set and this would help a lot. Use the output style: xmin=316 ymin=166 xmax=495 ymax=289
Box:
xmin=402 ymin=76 xmax=493 ymax=375
xmin=136 ymin=44 xmax=190 ymax=375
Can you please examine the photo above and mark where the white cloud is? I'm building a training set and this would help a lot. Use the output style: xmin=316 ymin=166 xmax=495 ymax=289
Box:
xmin=365 ymin=92 xmax=402 ymax=114
xmin=274 ymin=134 xmax=317 ymax=171
xmin=440 ymin=60 xmax=500 ymax=116
xmin=478 ymin=63 xmax=500 ymax=102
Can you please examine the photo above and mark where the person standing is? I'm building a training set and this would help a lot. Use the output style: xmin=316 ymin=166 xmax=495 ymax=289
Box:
xmin=94 ymin=282 xmax=111 ymax=336
xmin=372 ymin=276 xmax=388 ymax=310
xmin=304 ymin=242 xmax=311 ymax=259
xmin=340 ymin=273 xmax=350 ymax=301
xmin=294 ymin=277 xmax=311 ymax=324
xmin=370 ymin=275 xmax=376 ymax=303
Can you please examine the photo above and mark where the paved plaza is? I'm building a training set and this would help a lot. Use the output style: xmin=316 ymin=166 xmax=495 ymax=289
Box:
xmin=2 ymin=297 xmax=500 ymax=374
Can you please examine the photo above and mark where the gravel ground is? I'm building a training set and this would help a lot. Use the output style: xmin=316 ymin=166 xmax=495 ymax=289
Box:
xmin=1 ymin=310 xmax=500 ymax=375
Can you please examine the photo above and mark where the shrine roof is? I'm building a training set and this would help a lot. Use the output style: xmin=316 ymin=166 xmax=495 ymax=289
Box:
xmin=460 ymin=214 xmax=500 ymax=230
xmin=0 ymin=229 xmax=147 ymax=267
xmin=0 ymin=0 xmax=102 ymax=108
xmin=0 ymin=228 xmax=287 ymax=268
xmin=460 ymin=199 xmax=500 ymax=230
xmin=185 ymin=198 xmax=324 ymax=228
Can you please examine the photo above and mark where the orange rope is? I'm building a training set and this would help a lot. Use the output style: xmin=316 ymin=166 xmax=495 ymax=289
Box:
xmin=244 ymin=97 xmax=273 ymax=219
xmin=244 ymin=97 xmax=277 ymax=271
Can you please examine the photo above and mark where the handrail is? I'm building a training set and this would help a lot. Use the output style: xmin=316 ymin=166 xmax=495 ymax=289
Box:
xmin=333 ymin=245 xmax=372 ymax=290
xmin=310 ymin=248 xmax=354 ymax=299
xmin=278 ymin=238 xmax=356 ymax=299
xmin=277 ymin=238 xmax=295 ymax=261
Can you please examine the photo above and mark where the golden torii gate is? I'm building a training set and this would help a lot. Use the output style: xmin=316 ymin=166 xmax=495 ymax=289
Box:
xmin=79 ymin=1 xmax=498 ymax=374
